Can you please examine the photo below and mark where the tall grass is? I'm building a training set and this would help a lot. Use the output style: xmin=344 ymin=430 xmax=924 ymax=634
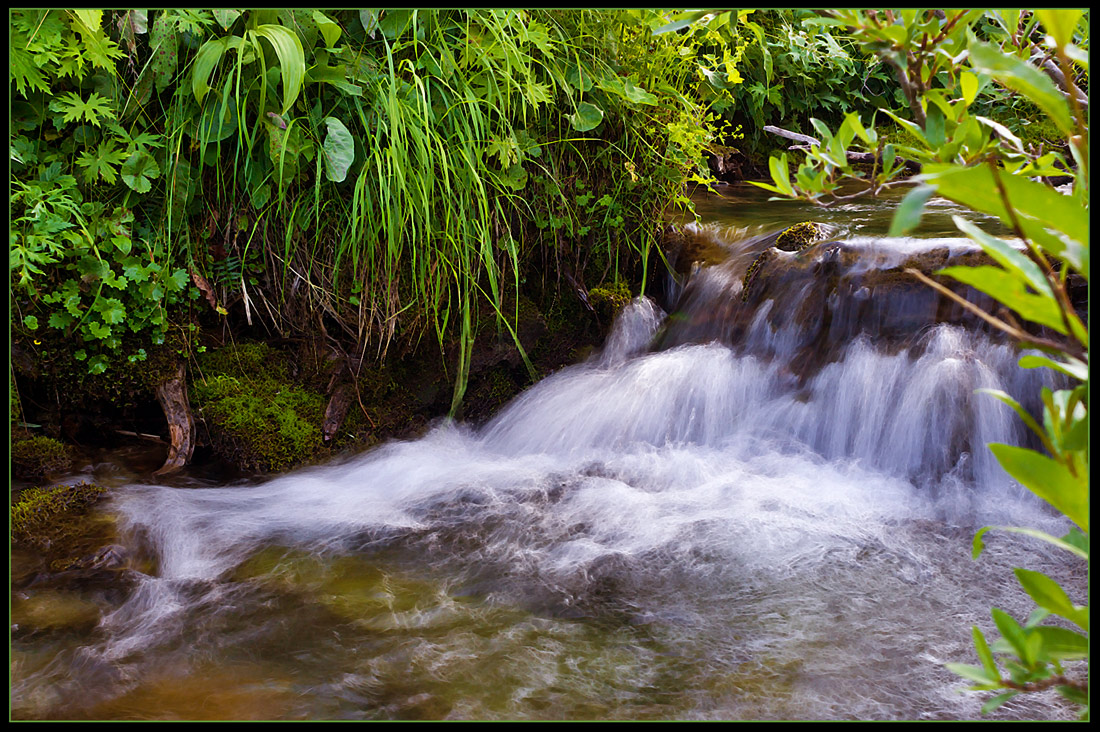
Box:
xmin=183 ymin=9 xmax=716 ymax=412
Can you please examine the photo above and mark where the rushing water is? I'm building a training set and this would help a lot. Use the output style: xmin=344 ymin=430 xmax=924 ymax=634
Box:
xmin=11 ymin=185 xmax=1085 ymax=720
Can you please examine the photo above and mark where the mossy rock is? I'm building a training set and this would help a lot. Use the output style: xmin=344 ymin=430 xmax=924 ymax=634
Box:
xmin=12 ymin=436 xmax=72 ymax=481
xmin=742 ymin=222 xmax=826 ymax=301
xmin=193 ymin=343 xmax=326 ymax=473
xmin=11 ymin=482 xmax=107 ymax=550
xmin=588 ymin=281 xmax=633 ymax=321
xmin=774 ymin=221 xmax=825 ymax=252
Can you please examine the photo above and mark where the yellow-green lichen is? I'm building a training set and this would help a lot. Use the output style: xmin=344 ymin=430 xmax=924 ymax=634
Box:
xmin=11 ymin=482 xmax=107 ymax=548
xmin=775 ymin=221 xmax=824 ymax=252
xmin=12 ymin=436 xmax=72 ymax=480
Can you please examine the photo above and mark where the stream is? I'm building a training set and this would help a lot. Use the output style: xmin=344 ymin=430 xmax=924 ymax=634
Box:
xmin=10 ymin=184 xmax=1085 ymax=721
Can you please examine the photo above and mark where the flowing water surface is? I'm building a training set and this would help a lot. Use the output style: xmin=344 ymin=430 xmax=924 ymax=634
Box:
xmin=11 ymin=185 xmax=1085 ymax=720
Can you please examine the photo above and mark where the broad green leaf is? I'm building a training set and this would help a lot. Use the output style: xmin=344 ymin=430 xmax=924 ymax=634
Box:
xmin=889 ymin=185 xmax=935 ymax=236
xmin=991 ymin=608 xmax=1032 ymax=666
xmin=313 ymin=11 xmax=342 ymax=48
xmin=71 ymin=9 xmax=101 ymax=31
xmin=149 ymin=11 xmax=179 ymax=93
xmin=95 ymin=298 xmax=126 ymax=325
xmin=968 ymin=40 xmax=1075 ymax=137
xmin=653 ymin=10 xmax=711 ymax=35
xmin=951 ymin=217 xmax=1051 ymax=296
xmin=121 ymin=150 xmax=161 ymax=193
xmin=566 ymin=63 xmax=594 ymax=93
xmin=768 ymin=153 xmax=793 ymax=196
xmin=253 ymin=25 xmax=306 ymax=115
xmin=321 ymin=116 xmax=355 ymax=182
xmin=975 ymin=389 xmax=1047 ymax=445
xmin=944 ymin=663 xmax=999 ymax=688
xmin=1031 ymin=626 xmax=1089 ymax=660
xmin=192 ymin=37 xmax=229 ymax=105
xmin=972 ymin=625 xmax=999 ymax=680
xmin=937 ymin=265 xmax=1067 ymax=334
xmin=212 ymin=9 xmax=241 ymax=31
xmin=621 ymin=79 xmax=658 ymax=105
xmin=923 ymin=164 xmax=1088 ymax=254
xmin=974 ymin=116 xmax=1024 ymax=153
xmin=359 ymin=10 xmax=379 ymax=37
xmin=989 ymin=443 xmax=1088 ymax=531
xmin=1035 ymin=9 xmax=1084 ymax=50
xmin=1015 ymin=569 xmax=1088 ymax=630
xmin=23 ymin=315 xmax=39 ymax=330
xmin=960 ymin=71 xmax=979 ymax=105
xmin=981 ymin=692 xmax=1019 ymax=714
xmin=567 ymin=102 xmax=604 ymax=132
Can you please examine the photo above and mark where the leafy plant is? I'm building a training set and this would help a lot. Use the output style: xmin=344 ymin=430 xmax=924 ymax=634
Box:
xmin=753 ymin=8 xmax=1088 ymax=719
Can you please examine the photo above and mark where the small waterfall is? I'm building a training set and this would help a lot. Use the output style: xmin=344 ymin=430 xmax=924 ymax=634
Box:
xmin=13 ymin=220 xmax=1080 ymax=721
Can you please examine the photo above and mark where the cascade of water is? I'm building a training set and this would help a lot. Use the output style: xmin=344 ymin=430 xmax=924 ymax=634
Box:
xmin=14 ymin=220 xmax=1079 ymax=722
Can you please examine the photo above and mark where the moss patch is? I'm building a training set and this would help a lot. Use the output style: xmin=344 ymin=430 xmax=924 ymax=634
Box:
xmin=12 ymin=435 xmax=72 ymax=480
xmin=11 ymin=482 xmax=107 ymax=549
xmin=192 ymin=343 xmax=326 ymax=473
xmin=588 ymin=280 xmax=633 ymax=321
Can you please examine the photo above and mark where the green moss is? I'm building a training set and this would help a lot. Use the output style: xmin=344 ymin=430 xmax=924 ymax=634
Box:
xmin=588 ymin=280 xmax=632 ymax=318
xmin=193 ymin=343 xmax=325 ymax=473
xmin=11 ymin=482 xmax=106 ymax=548
xmin=12 ymin=436 xmax=72 ymax=480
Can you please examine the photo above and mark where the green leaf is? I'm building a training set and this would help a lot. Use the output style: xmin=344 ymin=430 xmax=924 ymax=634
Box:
xmin=975 ymin=389 xmax=1047 ymax=446
xmin=950 ymin=217 xmax=1052 ymax=297
xmin=23 ymin=315 xmax=39 ymax=330
xmin=191 ymin=37 xmax=229 ymax=106
xmin=959 ymin=71 xmax=980 ymax=106
xmin=653 ymin=10 xmax=712 ymax=35
xmin=1035 ymin=9 xmax=1084 ymax=50
xmin=1031 ymin=626 xmax=1089 ymax=660
xmin=937 ymin=265 xmax=1067 ymax=334
xmin=49 ymin=92 xmax=115 ymax=128
xmin=621 ymin=79 xmax=658 ymax=106
xmin=321 ymin=116 xmax=355 ymax=182
xmin=945 ymin=662 xmax=999 ymax=688
xmin=888 ymin=184 xmax=935 ymax=236
xmin=567 ymin=102 xmax=604 ymax=132
xmin=252 ymin=25 xmax=306 ymax=115
xmin=212 ymin=9 xmax=241 ymax=31
xmin=968 ymin=40 xmax=1075 ymax=137
xmin=95 ymin=298 xmax=126 ymax=325
xmin=149 ymin=11 xmax=179 ymax=93
xmin=981 ymin=691 xmax=1019 ymax=714
xmin=988 ymin=443 xmax=1088 ymax=532
xmin=972 ymin=625 xmax=999 ymax=680
xmin=1018 ymin=354 xmax=1088 ymax=382
xmin=312 ymin=11 xmax=342 ymax=48
xmin=1015 ymin=569 xmax=1088 ymax=631
xmin=991 ymin=608 xmax=1032 ymax=667
xmin=48 ymin=311 xmax=74 ymax=329
xmin=121 ymin=150 xmax=161 ymax=194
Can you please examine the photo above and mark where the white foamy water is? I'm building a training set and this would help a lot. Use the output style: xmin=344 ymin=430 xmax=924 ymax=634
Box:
xmin=12 ymin=250 xmax=1083 ymax=721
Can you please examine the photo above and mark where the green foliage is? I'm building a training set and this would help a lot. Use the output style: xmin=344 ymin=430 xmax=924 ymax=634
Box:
xmin=10 ymin=9 xmax=736 ymax=413
xmin=755 ymin=9 xmax=1088 ymax=718
xmin=10 ymin=9 xmax=200 ymax=376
